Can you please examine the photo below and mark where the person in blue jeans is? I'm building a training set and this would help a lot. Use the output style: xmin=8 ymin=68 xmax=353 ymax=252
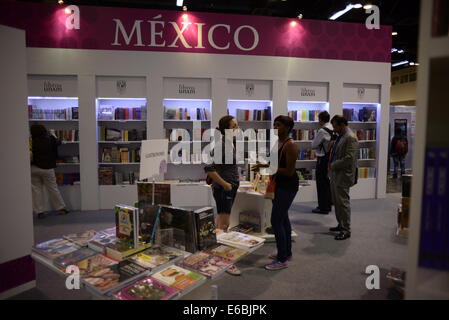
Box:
xmin=254 ymin=115 xmax=299 ymax=271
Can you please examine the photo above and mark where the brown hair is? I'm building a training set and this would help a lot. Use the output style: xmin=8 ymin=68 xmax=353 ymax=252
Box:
xmin=217 ymin=115 xmax=235 ymax=134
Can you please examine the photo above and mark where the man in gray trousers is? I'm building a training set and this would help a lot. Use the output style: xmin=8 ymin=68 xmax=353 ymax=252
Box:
xmin=328 ymin=115 xmax=359 ymax=241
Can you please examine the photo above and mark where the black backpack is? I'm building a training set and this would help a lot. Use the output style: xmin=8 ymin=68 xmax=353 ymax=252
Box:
xmin=320 ymin=127 xmax=338 ymax=154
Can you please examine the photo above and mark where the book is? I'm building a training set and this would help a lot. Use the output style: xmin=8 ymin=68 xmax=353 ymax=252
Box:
xmin=115 ymin=205 xmax=139 ymax=248
xmin=158 ymin=205 xmax=198 ymax=253
xmin=239 ymin=210 xmax=262 ymax=233
xmin=82 ymin=260 xmax=148 ymax=294
xmin=99 ymin=166 xmax=114 ymax=185
xmin=137 ymin=182 xmax=172 ymax=206
xmin=177 ymin=252 xmax=232 ymax=279
xmin=53 ymin=247 xmax=97 ymax=271
xmin=72 ymin=253 xmax=118 ymax=277
xmin=128 ymin=245 xmax=190 ymax=272
xmin=192 ymin=207 xmax=216 ymax=251
xmin=203 ymin=244 xmax=248 ymax=263
xmin=63 ymin=230 xmax=98 ymax=247
xmin=419 ymin=148 xmax=440 ymax=269
xmin=88 ymin=231 xmax=117 ymax=253
xmin=217 ymin=231 xmax=265 ymax=250
xmin=229 ymin=223 xmax=255 ymax=234
xmin=32 ymin=238 xmax=80 ymax=260
xmin=105 ymin=240 xmax=152 ymax=261
xmin=112 ymin=277 xmax=179 ymax=300
xmin=151 ymin=265 xmax=206 ymax=294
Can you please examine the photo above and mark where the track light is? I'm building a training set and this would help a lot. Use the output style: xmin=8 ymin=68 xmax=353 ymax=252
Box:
xmin=392 ymin=32 xmax=398 ymax=36
xmin=176 ymin=0 xmax=183 ymax=7
xmin=329 ymin=3 xmax=363 ymax=20
xmin=182 ymin=5 xmax=188 ymax=11
xmin=58 ymin=0 xmax=64 ymax=4
xmin=364 ymin=4 xmax=373 ymax=9
xmin=392 ymin=60 xmax=409 ymax=67
xmin=297 ymin=13 xmax=303 ymax=20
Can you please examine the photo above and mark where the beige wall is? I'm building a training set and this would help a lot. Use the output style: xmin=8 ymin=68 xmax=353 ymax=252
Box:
xmin=390 ymin=66 xmax=417 ymax=105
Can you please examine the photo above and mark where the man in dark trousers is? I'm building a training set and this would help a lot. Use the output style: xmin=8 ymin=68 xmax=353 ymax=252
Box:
xmin=328 ymin=115 xmax=359 ymax=241
xmin=311 ymin=111 xmax=334 ymax=214
xmin=390 ymin=127 xmax=408 ymax=179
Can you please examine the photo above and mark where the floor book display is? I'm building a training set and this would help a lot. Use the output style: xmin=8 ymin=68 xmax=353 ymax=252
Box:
xmin=31 ymin=199 xmax=265 ymax=300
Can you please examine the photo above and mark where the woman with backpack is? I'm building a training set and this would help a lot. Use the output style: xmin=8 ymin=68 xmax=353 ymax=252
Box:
xmin=390 ymin=127 xmax=408 ymax=179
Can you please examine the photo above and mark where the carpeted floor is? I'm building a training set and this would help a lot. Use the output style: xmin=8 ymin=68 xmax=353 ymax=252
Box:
xmin=10 ymin=194 xmax=407 ymax=300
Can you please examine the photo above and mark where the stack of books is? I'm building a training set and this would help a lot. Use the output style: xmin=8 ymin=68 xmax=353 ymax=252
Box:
xmin=288 ymin=109 xmax=321 ymax=122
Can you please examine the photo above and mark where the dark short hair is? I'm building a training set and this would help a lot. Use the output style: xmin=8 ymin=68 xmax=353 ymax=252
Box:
xmin=318 ymin=111 xmax=330 ymax=123
xmin=218 ymin=115 xmax=235 ymax=134
xmin=331 ymin=115 xmax=348 ymax=126
xmin=30 ymin=124 xmax=47 ymax=137
xmin=274 ymin=115 xmax=294 ymax=132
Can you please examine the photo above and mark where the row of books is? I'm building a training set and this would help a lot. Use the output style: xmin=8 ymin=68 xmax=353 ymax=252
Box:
xmin=298 ymin=149 xmax=317 ymax=160
xmin=56 ymin=156 xmax=80 ymax=164
xmin=292 ymin=129 xmax=317 ymax=141
xmin=288 ymin=109 xmax=322 ymax=122
xmin=28 ymin=106 xmax=79 ymax=120
xmin=101 ymin=147 xmax=140 ymax=163
xmin=164 ymin=107 xmax=211 ymax=121
xmin=419 ymin=147 xmax=449 ymax=271
xmin=97 ymin=106 xmax=147 ymax=120
xmin=359 ymin=148 xmax=376 ymax=159
xmin=55 ymin=173 xmax=80 ymax=185
xmin=358 ymin=167 xmax=377 ymax=179
xmin=343 ymin=106 xmax=377 ymax=122
xmin=356 ymin=129 xmax=376 ymax=141
xmin=166 ymin=128 xmax=207 ymax=142
xmin=98 ymin=167 xmax=140 ymax=185
xmin=49 ymin=129 xmax=79 ymax=142
xmin=98 ymin=127 xmax=146 ymax=142
xmin=234 ymin=107 xmax=272 ymax=121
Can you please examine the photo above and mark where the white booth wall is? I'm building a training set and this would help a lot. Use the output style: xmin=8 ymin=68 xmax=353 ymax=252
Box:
xmin=25 ymin=47 xmax=391 ymax=210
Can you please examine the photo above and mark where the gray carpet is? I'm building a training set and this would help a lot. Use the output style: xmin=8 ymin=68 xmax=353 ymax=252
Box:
xmin=10 ymin=194 xmax=406 ymax=300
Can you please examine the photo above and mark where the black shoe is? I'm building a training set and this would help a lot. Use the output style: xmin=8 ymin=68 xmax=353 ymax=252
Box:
xmin=329 ymin=226 xmax=343 ymax=232
xmin=335 ymin=232 xmax=351 ymax=240
xmin=37 ymin=212 xmax=45 ymax=219
xmin=59 ymin=208 xmax=69 ymax=215
xmin=312 ymin=208 xmax=329 ymax=214
xmin=265 ymin=227 xmax=274 ymax=235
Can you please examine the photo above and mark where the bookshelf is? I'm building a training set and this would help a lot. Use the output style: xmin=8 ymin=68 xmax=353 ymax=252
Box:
xmin=96 ymin=97 xmax=147 ymax=186
xmin=163 ymin=98 xmax=212 ymax=181
xmin=406 ymin=0 xmax=449 ymax=300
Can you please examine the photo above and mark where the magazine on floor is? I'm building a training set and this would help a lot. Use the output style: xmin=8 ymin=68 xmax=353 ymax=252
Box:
xmin=177 ymin=251 xmax=232 ymax=279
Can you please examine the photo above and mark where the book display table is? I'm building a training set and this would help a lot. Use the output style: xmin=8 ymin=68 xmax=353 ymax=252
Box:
xmin=31 ymin=235 xmax=264 ymax=300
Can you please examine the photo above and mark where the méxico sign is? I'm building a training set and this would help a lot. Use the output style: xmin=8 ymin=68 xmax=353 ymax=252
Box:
xmin=0 ymin=2 xmax=392 ymax=62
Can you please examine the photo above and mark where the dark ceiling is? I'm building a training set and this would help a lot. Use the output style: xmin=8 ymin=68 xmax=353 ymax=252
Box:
xmin=19 ymin=0 xmax=421 ymax=69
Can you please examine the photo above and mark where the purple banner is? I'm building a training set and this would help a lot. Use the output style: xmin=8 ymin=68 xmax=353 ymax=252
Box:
xmin=0 ymin=2 xmax=391 ymax=63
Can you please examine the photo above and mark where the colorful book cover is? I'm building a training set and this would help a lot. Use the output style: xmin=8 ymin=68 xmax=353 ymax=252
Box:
xmin=82 ymin=260 xmax=147 ymax=294
xmin=129 ymin=245 xmax=188 ymax=271
xmin=112 ymin=277 xmax=179 ymax=300
xmin=177 ymin=252 xmax=232 ymax=278
xmin=115 ymin=205 xmax=139 ymax=248
xmin=204 ymin=244 xmax=248 ymax=262
xmin=151 ymin=265 xmax=205 ymax=292
xmin=33 ymin=238 xmax=80 ymax=260
xmin=63 ymin=230 xmax=98 ymax=247
xmin=73 ymin=253 xmax=118 ymax=277
xmin=193 ymin=207 xmax=216 ymax=250
xmin=88 ymin=232 xmax=117 ymax=252
xmin=217 ymin=231 xmax=265 ymax=249
xmin=53 ymin=247 xmax=97 ymax=270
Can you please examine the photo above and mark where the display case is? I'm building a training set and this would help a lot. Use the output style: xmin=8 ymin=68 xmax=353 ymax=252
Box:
xmin=163 ymin=78 xmax=212 ymax=181
xmin=28 ymin=75 xmax=81 ymax=210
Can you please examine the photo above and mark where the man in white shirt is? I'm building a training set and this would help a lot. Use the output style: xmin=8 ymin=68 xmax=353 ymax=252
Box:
xmin=311 ymin=111 xmax=334 ymax=214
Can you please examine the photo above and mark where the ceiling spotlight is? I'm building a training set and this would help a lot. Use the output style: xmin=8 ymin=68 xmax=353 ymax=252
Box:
xmin=297 ymin=13 xmax=303 ymax=20
xmin=353 ymin=3 xmax=363 ymax=9
xmin=397 ymin=49 xmax=405 ymax=54
xmin=182 ymin=5 xmax=187 ymax=11
xmin=409 ymin=62 xmax=415 ymax=66
xmin=363 ymin=4 xmax=373 ymax=9
xmin=330 ymin=3 xmax=363 ymax=20
xmin=58 ymin=0 xmax=64 ymax=4
xmin=392 ymin=60 xmax=409 ymax=67
xmin=392 ymin=32 xmax=398 ymax=36
xmin=176 ymin=0 xmax=183 ymax=6
xmin=391 ymin=48 xmax=398 ymax=53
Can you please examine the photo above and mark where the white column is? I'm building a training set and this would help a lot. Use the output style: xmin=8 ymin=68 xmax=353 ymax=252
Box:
xmin=328 ymin=79 xmax=343 ymax=117
xmin=211 ymin=77 xmax=227 ymax=128
xmin=78 ymin=74 xmax=100 ymax=210
xmin=273 ymin=80 xmax=288 ymax=119
xmin=148 ymin=73 xmax=164 ymax=139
